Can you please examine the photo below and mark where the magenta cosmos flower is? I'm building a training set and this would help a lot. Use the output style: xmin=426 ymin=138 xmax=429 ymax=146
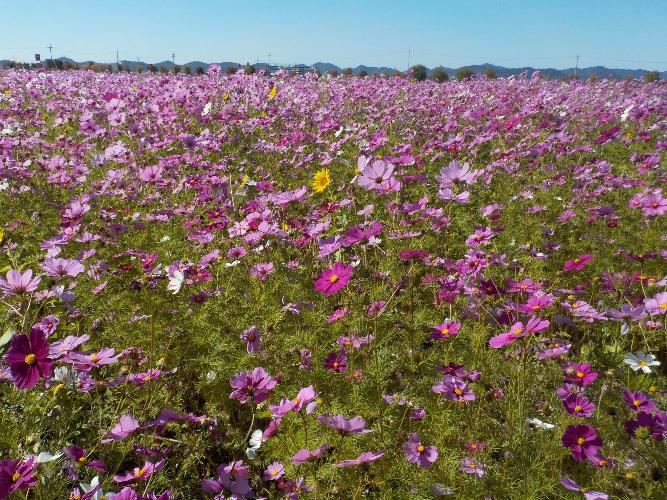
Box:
xmin=644 ymin=292 xmax=667 ymax=315
xmin=241 ymin=325 xmax=261 ymax=353
xmin=402 ymin=433 xmax=438 ymax=468
xmin=560 ymin=477 xmax=608 ymax=500
xmin=113 ymin=459 xmax=166 ymax=485
xmin=314 ymin=262 xmax=352 ymax=296
xmin=563 ymin=254 xmax=593 ymax=272
xmin=561 ymin=425 xmax=603 ymax=462
xmin=229 ymin=367 xmax=279 ymax=404
xmin=0 ymin=269 xmax=41 ymax=296
xmin=430 ymin=320 xmax=461 ymax=341
xmin=40 ymin=258 xmax=85 ymax=278
xmin=488 ymin=316 xmax=550 ymax=348
xmin=622 ymin=390 xmax=658 ymax=413
xmin=432 ymin=375 xmax=476 ymax=402
xmin=317 ymin=414 xmax=372 ymax=435
xmin=562 ymin=394 xmax=596 ymax=417
xmin=4 ymin=329 xmax=52 ymax=389
xmin=0 ymin=456 xmax=39 ymax=498
xmin=563 ymin=363 xmax=598 ymax=387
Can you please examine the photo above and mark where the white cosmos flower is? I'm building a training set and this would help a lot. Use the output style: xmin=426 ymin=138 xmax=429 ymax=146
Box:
xmin=224 ymin=260 xmax=240 ymax=268
xmin=166 ymin=270 xmax=184 ymax=294
xmin=525 ymin=418 xmax=555 ymax=432
xmin=624 ymin=352 xmax=661 ymax=373
xmin=245 ymin=429 xmax=263 ymax=459
xmin=201 ymin=102 xmax=212 ymax=116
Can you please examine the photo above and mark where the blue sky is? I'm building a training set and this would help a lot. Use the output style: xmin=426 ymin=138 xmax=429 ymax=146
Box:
xmin=1 ymin=0 xmax=666 ymax=70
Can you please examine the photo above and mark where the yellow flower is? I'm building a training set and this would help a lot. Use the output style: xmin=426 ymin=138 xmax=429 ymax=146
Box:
xmin=223 ymin=93 xmax=230 ymax=101
xmin=0 ymin=229 xmax=4 ymax=245
xmin=240 ymin=174 xmax=250 ymax=187
xmin=311 ymin=168 xmax=331 ymax=193
xmin=3 ymin=89 xmax=12 ymax=95
xmin=268 ymin=86 xmax=277 ymax=100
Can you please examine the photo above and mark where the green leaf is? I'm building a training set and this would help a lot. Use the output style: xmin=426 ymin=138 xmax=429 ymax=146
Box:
xmin=0 ymin=327 xmax=16 ymax=348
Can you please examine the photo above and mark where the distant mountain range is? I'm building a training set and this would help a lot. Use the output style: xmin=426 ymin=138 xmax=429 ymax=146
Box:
xmin=1 ymin=57 xmax=665 ymax=80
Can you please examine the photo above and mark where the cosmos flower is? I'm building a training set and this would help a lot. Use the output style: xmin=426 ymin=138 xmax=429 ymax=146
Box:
xmin=562 ymin=394 xmax=596 ymax=417
xmin=643 ymin=292 xmax=667 ymax=315
xmin=241 ymin=325 xmax=261 ymax=353
xmin=402 ymin=433 xmax=438 ymax=468
xmin=291 ymin=445 xmax=330 ymax=465
xmin=0 ymin=456 xmax=39 ymax=498
xmin=335 ymin=450 xmax=385 ymax=467
xmin=113 ymin=460 xmax=166 ymax=485
xmin=429 ymin=321 xmax=461 ymax=341
xmin=229 ymin=367 xmax=279 ymax=405
xmin=460 ymin=457 xmax=486 ymax=477
xmin=560 ymin=477 xmax=608 ymax=500
xmin=316 ymin=414 xmax=372 ymax=435
xmin=623 ymin=352 xmax=661 ymax=373
xmin=622 ymin=390 xmax=658 ymax=413
xmin=0 ymin=269 xmax=41 ymax=296
xmin=201 ymin=461 xmax=254 ymax=498
xmin=432 ymin=375 xmax=476 ymax=402
xmin=488 ymin=316 xmax=550 ymax=348
xmin=263 ymin=462 xmax=285 ymax=481
xmin=563 ymin=363 xmax=599 ymax=386
xmin=314 ymin=262 xmax=352 ymax=295
xmin=561 ymin=425 xmax=603 ymax=462
xmin=563 ymin=254 xmax=593 ymax=272
xmin=4 ymin=329 xmax=52 ymax=389
xmin=625 ymin=411 xmax=665 ymax=440
xmin=323 ymin=350 xmax=348 ymax=372
xmin=101 ymin=414 xmax=140 ymax=443
xmin=40 ymin=258 xmax=85 ymax=278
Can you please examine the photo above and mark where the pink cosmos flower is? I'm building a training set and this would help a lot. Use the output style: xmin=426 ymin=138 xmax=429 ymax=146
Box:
xmin=4 ymin=329 xmax=52 ymax=389
xmin=563 ymin=363 xmax=598 ymax=387
xmin=561 ymin=477 xmax=608 ymax=500
xmin=250 ymin=262 xmax=274 ymax=281
xmin=263 ymin=462 xmax=285 ymax=481
xmin=402 ymin=433 xmax=438 ymax=468
xmin=241 ymin=326 xmax=261 ymax=353
xmin=622 ymin=390 xmax=658 ymax=413
xmin=327 ymin=307 xmax=349 ymax=323
xmin=429 ymin=321 xmax=461 ymax=341
xmin=644 ymin=292 xmax=667 ymax=315
xmin=335 ymin=450 xmax=385 ymax=467
xmin=432 ymin=375 xmax=476 ymax=402
xmin=316 ymin=414 xmax=372 ymax=435
xmin=40 ymin=258 xmax=85 ymax=278
xmin=563 ymin=254 xmax=593 ymax=272
xmin=357 ymin=158 xmax=398 ymax=192
xmin=314 ymin=262 xmax=352 ymax=296
xmin=113 ymin=459 xmax=165 ymax=484
xmin=202 ymin=460 xmax=254 ymax=498
xmin=460 ymin=457 xmax=486 ymax=477
xmin=65 ymin=348 xmax=120 ymax=372
xmin=562 ymin=394 xmax=596 ymax=417
xmin=229 ymin=367 xmax=279 ymax=405
xmin=101 ymin=414 xmax=140 ymax=443
xmin=291 ymin=445 xmax=330 ymax=465
xmin=0 ymin=456 xmax=39 ymax=498
xmin=488 ymin=316 xmax=550 ymax=348
xmin=0 ymin=269 xmax=41 ymax=296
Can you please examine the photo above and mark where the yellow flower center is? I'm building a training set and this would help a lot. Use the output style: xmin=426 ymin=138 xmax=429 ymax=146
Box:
xmin=580 ymin=488 xmax=588 ymax=493
xmin=625 ymin=472 xmax=635 ymax=480
xmin=576 ymin=437 xmax=586 ymax=445
xmin=12 ymin=472 xmax=20 ymax=482
xmin=633 ymin=399 xmax=641 ymax=407
xmin=638 ymin=360 xmax=647 ymax=366
xmin=24 ymin=353 xmax=37 ymax=365
xmin=78 ymin=456 xmax=87 ymax=464
xmin=454 ymin=388 xmax=464 ymax=395
xmin=417 ymin=445 xmax=425 ymax=453
xmin=576 ymin=371 xmax=585 ymax=378
xmin=134 ymin=468 xmax=146 ymax=477
xmin=329 ymin=274 xmax=339 ymax=283
xmin=660 ymin=303 xmax=667 ymax=309
xmin=513 ymin=328 xmax=524 ymax=335
xmin=332 ymin=361 xmax=339 ymax=369
xmin=90 ymin=355 xmax=100 ymax=363
xmin=441 ymin=328 xmax=449 ymax=335
xmin=574 ymin=405 xmax=583 ymax=412
xmin=272 ymin=470 xmax=278 ymax=476
xmin=469 ymin=462 xmax=477 ymax=469
xmin=574 ymin=258 xmax=580 ymax=263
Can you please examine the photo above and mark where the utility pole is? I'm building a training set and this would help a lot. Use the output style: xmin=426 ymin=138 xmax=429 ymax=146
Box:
xmin=407 ymin=49 xmax=411 ymax=71
xmin=172 ymin=52 xmax=175 ymax=64
xmin=116 ymin=50 xmax=119 ymax=65
xmin=574 ymin=55 xmax=579 ymax=79
xmin=47 ymin=44 xmax=53 ymax=60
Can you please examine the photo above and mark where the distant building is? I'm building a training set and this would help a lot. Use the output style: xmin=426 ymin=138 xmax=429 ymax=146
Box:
xmin=266 ymin=64 xmax=313 ymax=75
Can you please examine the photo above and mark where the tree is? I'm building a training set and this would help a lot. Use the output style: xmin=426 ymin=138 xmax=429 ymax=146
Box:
xmin=431 ymin=67 xmax=449 ymax=83
xmin=183 ymin=65 xmax=192 ymax=75
xmin=171 ymin=65 xmax=181 ymax=74
xmin=195 ymin=66 xmax=205 ymax=75
xmin=358 ymin=70 xmax=368 ymax=78
xmin=136 ymin=64 xmax=143 ymax=74
xmin=245 ymin=65 xmax=256 ymax=75
xmin=159 ymin=66 xmax=168 ymax=74
xmin=456 ymin=68 xmax=475 ymax=81
xmin=342 ymin=68 xmax=353 ymax=77
xmin=148 ymin=64 xmax=157 ymax=73
xmin=484 ymin=68 xmax=497 ymax=79
xmin=329 ymin=70 xmax=339 ymax=77
xmin=410 ymin=64 xmax=428 ymax=81
xmin=644 ymin=70 xmax=660 ymax=83
xmin=226 ymin=66 xmax=237 ymax=75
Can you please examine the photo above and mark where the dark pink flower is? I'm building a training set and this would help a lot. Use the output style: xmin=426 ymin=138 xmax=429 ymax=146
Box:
xmin=561 ymin=425 xmax=603 ymax=462
xmin=40 ymin=258 xmax=85 ymax=278
xmin=314 ymin=262 xmax=352 ymax=296
xmin=317 ymin=414 xmax=372 ymax=435
xmin=488 ymin=316 xmax=549 ymax=348
xmin=335 ymin=450 xmax=385 ymax=467
xmin=4 ymin=329 xmax=52 ymax=389
xmin=0 ymin=456 xmax=38 ymax=498
xmin=563 ymin=254 xmax=593 ymax=272
xmin=429 ymin=321 xmax=461 ymax=341
xmin=113 ymin=460 xmax=165 ymax=485
xmin=229 ymin=367 xmax=279 ymax=404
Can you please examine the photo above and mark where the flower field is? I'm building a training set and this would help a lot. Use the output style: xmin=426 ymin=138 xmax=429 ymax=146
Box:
xmin=0 ymin=67 xmax=665 ymax=499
